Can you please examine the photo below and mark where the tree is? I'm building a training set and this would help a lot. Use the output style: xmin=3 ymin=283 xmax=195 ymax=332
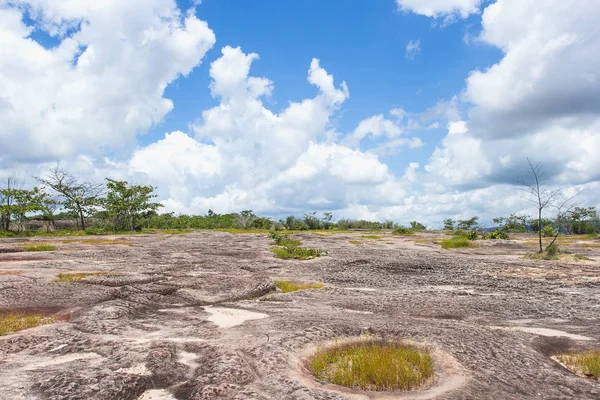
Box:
xmin=443 ymin=218 xmax=455 ymax=230
xmin=456 ymin=216 xmax=479 ymax=230
xmin=517 ymin=158 xmax=574 ymax=253
xmin=103 ymin=179 xmax=163 ymax=231
xmin=566 ymin=207 xmax=598 ymax=234
xmin=0 ymin=186 xmax=47 ymax=232
xmin=0 ymin=175 xmax=19 ymax=231
xmin=36 ymin=166 xmax=103 ymax=230
xmin=410 ymin=221 xmax=426 ymax=231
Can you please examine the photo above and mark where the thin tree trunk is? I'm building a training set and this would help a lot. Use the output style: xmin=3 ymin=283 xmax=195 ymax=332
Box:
xmin=78 ymin=207 xmax=86 ymax=231
xmin=538 ymin=208 xmax=543 ymax=253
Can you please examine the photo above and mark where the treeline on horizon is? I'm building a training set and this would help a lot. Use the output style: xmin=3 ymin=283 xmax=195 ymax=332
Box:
xmin=1 ymin=166 xmax=599 ymax=236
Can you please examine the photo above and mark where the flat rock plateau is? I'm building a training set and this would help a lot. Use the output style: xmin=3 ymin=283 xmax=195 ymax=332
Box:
xmin=1 ymin=231 xmax=600 ymax=400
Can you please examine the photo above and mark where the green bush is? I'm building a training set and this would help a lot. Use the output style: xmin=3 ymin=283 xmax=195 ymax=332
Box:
xmin=489 ymin=230 xmax=509 ymax=240
xmin=271 ymin=246 xmax=327 ymax=260
xmin=542 ymin=225 xmax=555 ymax=237
xmin=393 ymin=226 xmax=414 ymax=236
xmin=467 ymin=230 xmax=479 ymax=240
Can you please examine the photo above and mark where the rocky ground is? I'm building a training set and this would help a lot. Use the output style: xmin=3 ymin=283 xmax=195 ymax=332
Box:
xmin=1 ymin=231 xmax=599 ymax=400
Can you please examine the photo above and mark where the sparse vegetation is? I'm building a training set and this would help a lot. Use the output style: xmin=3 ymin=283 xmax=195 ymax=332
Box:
xmin=393 ymin=226 xmax=414 ymax=236
xmin=22 ymin=244 xmax=58 ymax=252
xmin=55 ymin=272 xmax=115 ymax=282
xmin=275 ymin=280 xmax=323 ymax=293
xmin=360 ymin=235 xmax=383 ymax=240
xmin=558 ymin=351 xmax=600 ymax=379
xmin=441 ymin=238 xmax=478 ymax=249
xmin=0 ymin=312 xmax=54 ymax=336
xmin=309 ymin=340 xmax=434 ymax=391
xmin=349 ymin=240 xmax=363 ymax=246
xmin=489 ymin=229 xmax=510 ymax=240
xmin=271 ymin=246 xmax=326 ymax=260
xmin=268 ymin=232 xmax=302 ymax=246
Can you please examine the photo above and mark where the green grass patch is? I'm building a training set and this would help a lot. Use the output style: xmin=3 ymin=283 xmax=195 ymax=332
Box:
xmin=55 ymin=271 xmax=116 ymax=283
xmin=270 ymin=246 xmax=327 ymax=260
xmin=0 ymin=313 xmax=54 ymax=336
xmin=21 ymin=244 xmax=58 ymax=252
xmin=275 ymin=280 xmax=324 ymax=293
xmin=441 ymin=238 xmax=478 ymax=249
xmin=309 ymin=340 xmax=434 ymax=391
xmin=349 ymin=240 xmax=363 ymax=246
xmin=558 ymin=351 xmax=600 ymax=379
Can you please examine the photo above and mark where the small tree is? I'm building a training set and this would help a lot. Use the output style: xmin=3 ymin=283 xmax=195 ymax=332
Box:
xmin=36 ymin=166 xmax=103 ymax=230
xmin=456 ymin=216 xmax=479 ymax=230
xmin=103 ymin=179 xmax=163 ymax=231
xmin=517 ymin=158 xmax=576 ymax=253
xmin=0 ymin=186 xmax=47 ymax=232
xmin=410 ymin=221 xmax=426 ymax=231
xmin=443 ymin=218 xmax=455 ymax=230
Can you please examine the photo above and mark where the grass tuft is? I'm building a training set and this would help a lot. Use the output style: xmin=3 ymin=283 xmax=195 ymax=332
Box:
xmin=309 ymin=340 xmax=434 ymax=391
xmin=392 ymin=227 xmax=414 ymax=236
xmin=55 ymin=271 xmax=115 ymax=283
xmin=0 ymin=313 xmax=54 ymax=336
xmin=275 ymin=280 xmax=324 ymax=293
xmin=22 ymin=244 xmax=58 ymax=252
xmin=558 ymin=351 xmax=600 ymax=379
xmin=441 ymin=238 xmax=478 ymax=249
xmin=349 ymin=240 xmax=363 ymax=246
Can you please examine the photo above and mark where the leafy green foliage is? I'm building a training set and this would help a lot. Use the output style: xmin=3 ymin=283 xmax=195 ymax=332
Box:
xmin=270 ymin=246 xmax=326 ymax=260
xmin=409 ymin=221 xmax=426 ymax=231
xmin=542 ymin=224 xmax=556 ymax=237
xmin=102 ymin=179 xmax=163 ymax=231
xmin=489 ymin=230 xmax=510 ymax=240
xmin=309 ymin=340 xmax=434 ymax=391
xmin=393 ymin=226 xmax=414 ymax=235
xmin=456 ymin=216 xmax=479 ymax=230
xmin=443 ymin=218 xmax=455 ymax=230
xmin=268 ymin=232 xmax=301 ymax=246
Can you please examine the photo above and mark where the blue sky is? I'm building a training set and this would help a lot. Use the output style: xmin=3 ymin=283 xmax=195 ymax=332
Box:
xmin=154 ymin=0 xmax=502 ymax=175
xmin=1 ymin=0 xmax=599 ymax=226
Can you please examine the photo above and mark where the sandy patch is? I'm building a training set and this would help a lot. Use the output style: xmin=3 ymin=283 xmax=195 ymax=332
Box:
xmin=138 ymin=389 xmax=177 ymax=400
xmin=203 ymin=306 xmax=269 ymax=328
xmin=491 ymin=326 xmax=594 ymax=341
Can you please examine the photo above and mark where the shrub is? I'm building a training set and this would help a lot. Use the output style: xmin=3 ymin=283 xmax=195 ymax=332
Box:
xmin=409 ymin=221 xmax=426 ymax=231
xmin=489 ymin=230 xmax=510 ymax=240
xmin=309 ymin=340 xmax=434 ymax=391
xmin=22 ymin=244 xmax=58 ymax=252
xmin=393 ymin=226 xmax=413 ymax=236
xmin=546 ymin=243 xmax=559 ymax=257
xmin=542 ymin=225 xmax=555 ymax=237
xmin=268 ymin=232 xmax=301 ymax=247
xmin=467 ymin=230 xmax=479 ymax=240
xmin=270 ymin=246 xmax=327 ymax=260
xmin=275 ymin=280 xmax=323 ymax=293
xmin=441 ymin=238 xmax=478 ymax=249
